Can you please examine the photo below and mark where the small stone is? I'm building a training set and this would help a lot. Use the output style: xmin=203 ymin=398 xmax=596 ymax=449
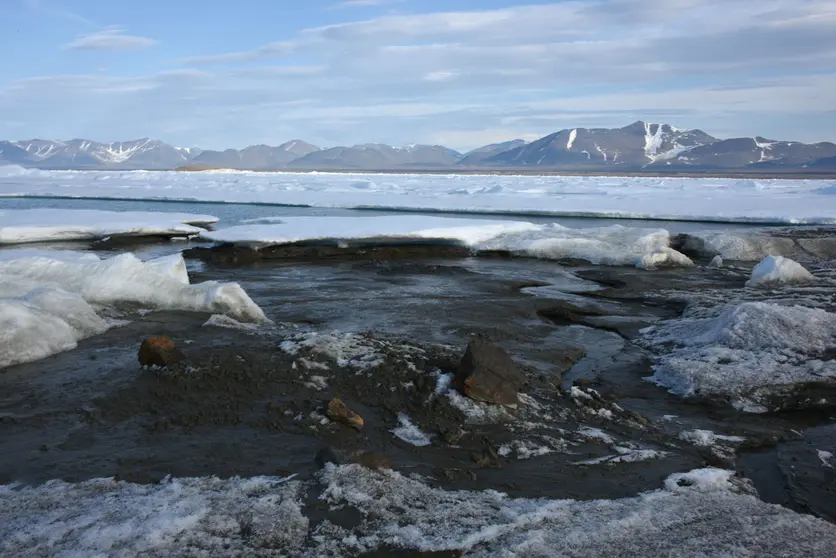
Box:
xmin=454 ymin=339 xmax=526 ymax=404
xmin=138 ymin=337 xmax=185 ymax=367
xmin=327 ymin=397 xmax=364 ymax=430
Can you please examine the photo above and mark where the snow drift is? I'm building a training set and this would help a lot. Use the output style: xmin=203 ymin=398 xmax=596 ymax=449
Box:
xmin=642 ymin=301 xmax=836 ymax=411
xmin=0 ymin=251 xmax=267 ymax=368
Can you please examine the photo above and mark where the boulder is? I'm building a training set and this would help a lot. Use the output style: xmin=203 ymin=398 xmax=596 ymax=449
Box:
xmin=454 ymin=339 xmax=526 ymax=404
xmin=327 ymin=397 xmax=364 ymax=430
xmin=138 ymin=337 xmax=185 ymax=367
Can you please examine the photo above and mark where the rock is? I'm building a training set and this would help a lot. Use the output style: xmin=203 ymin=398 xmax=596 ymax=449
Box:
xmin=327 ymin=397 xmax=364 ymax=430
xmin=138 ymin=337 xmax=185 ymax=367
xmin=454 ymin=339 xmax=526 ymax=404
xmin=315 ymin=447 xmax=343 ymax=469
xmin=354 ymin=452 xmax=393 ymax=470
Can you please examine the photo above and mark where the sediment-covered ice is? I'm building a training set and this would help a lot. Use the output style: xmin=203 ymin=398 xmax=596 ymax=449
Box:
xmin=202 ymin=215 xmax=540 ymax=247
xmin=2 ymin=168 xmax=835 ymax=225
xmin=746 ymin=255 xmax=816 ymax=287
xmin=642 ymin=301 xmax=836 ymax=410
xmin=203 ymin=216 xmax=694 ymax=269
xmin=0 ymin=251 xmax=267 ymax=368
xmin=4 ymin=465 xmax=836 ymax=556
xmin=0 ymin=208 xmax=218 ymax=244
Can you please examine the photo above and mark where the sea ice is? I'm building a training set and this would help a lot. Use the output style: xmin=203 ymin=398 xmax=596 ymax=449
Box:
xmin=642 ymin=301 xmax=836 ymax=410
xmin=2 ymin=168 xmax=835 ymax=225
xmin=0 ymin=208 xmax=217 ymax=244
xmin=746 ymin=255 xmax=816 ymax=287
xmin=0 ymin=251 xmax=267 ymax=368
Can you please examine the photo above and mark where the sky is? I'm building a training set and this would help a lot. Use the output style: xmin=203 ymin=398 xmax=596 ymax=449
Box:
xmin=0 ymin=0 xmax=834 ymax=151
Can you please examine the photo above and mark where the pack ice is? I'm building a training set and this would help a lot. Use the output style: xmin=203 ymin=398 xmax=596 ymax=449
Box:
xmin=202 ymin=215 xmax=694 ymax=269
xmin=0 ymin=250 xmax=267 ymax=368
xmin=2 ymin=166 xmax=836 ymax=225
xmin=0 ymin=208 xmax=218 ymax=244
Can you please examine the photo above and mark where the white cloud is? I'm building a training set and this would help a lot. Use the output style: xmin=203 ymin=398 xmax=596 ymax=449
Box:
xmin=6 ymin=0 xmax=836 ymax=148
xmin=63 ymin=28 xmax=158 ymax=51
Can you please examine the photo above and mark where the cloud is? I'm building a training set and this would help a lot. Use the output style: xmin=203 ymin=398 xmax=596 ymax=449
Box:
xmin=182 ymin=42 xmax=294 ymax=65
xmin=6 ymin=0 xmax=836 ymax=149
xmin=63 ymin=28 xmax=158 ymax=51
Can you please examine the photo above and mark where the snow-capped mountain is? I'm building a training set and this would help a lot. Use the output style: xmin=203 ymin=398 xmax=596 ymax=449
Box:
xmin=1 ymin=123 xmax=834 ymax=171
xmin=486 ymin=122 xmax=718 ymax=167
xmin=0 ymin=138 xmax=192 ymax=169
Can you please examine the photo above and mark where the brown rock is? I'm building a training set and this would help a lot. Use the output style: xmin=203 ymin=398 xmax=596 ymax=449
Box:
xmin=327 ymin=397 xmax=364 ymax=430
xmin=454 ymin=339 xmax=526 ymax=404
xmin=138 ymin=337 xmax=185 ymax=367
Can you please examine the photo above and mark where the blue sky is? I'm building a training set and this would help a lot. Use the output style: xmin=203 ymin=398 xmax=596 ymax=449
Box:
xmin=1 ymin=0 xmax=834 ymax=150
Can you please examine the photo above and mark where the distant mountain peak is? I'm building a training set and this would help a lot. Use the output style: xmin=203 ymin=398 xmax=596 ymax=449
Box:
xmin=1 ymin=124 xmax=834 ymax=171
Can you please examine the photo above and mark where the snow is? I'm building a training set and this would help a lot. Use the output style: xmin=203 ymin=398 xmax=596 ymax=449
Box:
xmin=679 ymin=430 xmax=745 ymax=447
xmin=2 ymin=168 xmax=836 ymax=225
xmin=0 ymin=252 xmax=267 ymax=368
xmin=391 ymin=414 xmax=433 ymax=446
xmin=574 ymin=446 xmax=668 ymax=465
xmin=642 ymin=301 xmax=836 ymax=410
xmin=4 ymin=465 xmax=836 ymax=556
xmin=0 ymin=208 xmax=218 ymax=245
xmin=746 ymin=255 xmax=816 ymax=287
xmin=566 ymin=128 xmax=577 ymax=150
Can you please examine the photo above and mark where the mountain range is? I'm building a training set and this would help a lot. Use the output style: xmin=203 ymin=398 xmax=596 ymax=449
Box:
xmin=2 ymin=121 xmax=835 ymax=172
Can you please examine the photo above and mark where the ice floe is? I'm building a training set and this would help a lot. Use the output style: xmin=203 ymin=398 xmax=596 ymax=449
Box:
xmin=746 ymin=255 xmax=816 ymax=287
xmin=5 ymin=465 xmax=835 ymax=556
xmin=0 ymin=208 xmax=217 ymax=244
xmin=641 ymin=301 xmax=836 ymax=411
xmin=202 ymin=215 xmax=540 ymax=248
xmin=203 ymin=216 xmax=696 ymax=269
xmin=0 ymin=251 xmax=267 ymax=368
xmin=3 ymin=168 xmax=836 ymax=225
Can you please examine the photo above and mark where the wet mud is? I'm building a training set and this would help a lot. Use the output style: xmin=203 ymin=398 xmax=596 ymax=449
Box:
xmin=2 ymin=249 xmax=836 ymax=529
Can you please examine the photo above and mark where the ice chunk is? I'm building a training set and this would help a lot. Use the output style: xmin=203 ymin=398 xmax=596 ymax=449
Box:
xmin=391 ymin=414 xmax=432 ymax=447
xmin=746 ymin=255 xmax=815 ymax=287
xmin=0 ymin=252 xmax=266 ymax=367
xmin=0 ymin=288 xmax=110 ymax=368
xmin=643 ymin=302 xmax=836 ymax=409
xmin=201 ymin=215 xmax=541 ymax=248
xmin=0 ymin=208 xmax=218 ymax=245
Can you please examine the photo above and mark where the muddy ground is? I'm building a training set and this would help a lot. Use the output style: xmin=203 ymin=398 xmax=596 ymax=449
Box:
xmin=2 ymin=247 xmax=836 ymax=529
